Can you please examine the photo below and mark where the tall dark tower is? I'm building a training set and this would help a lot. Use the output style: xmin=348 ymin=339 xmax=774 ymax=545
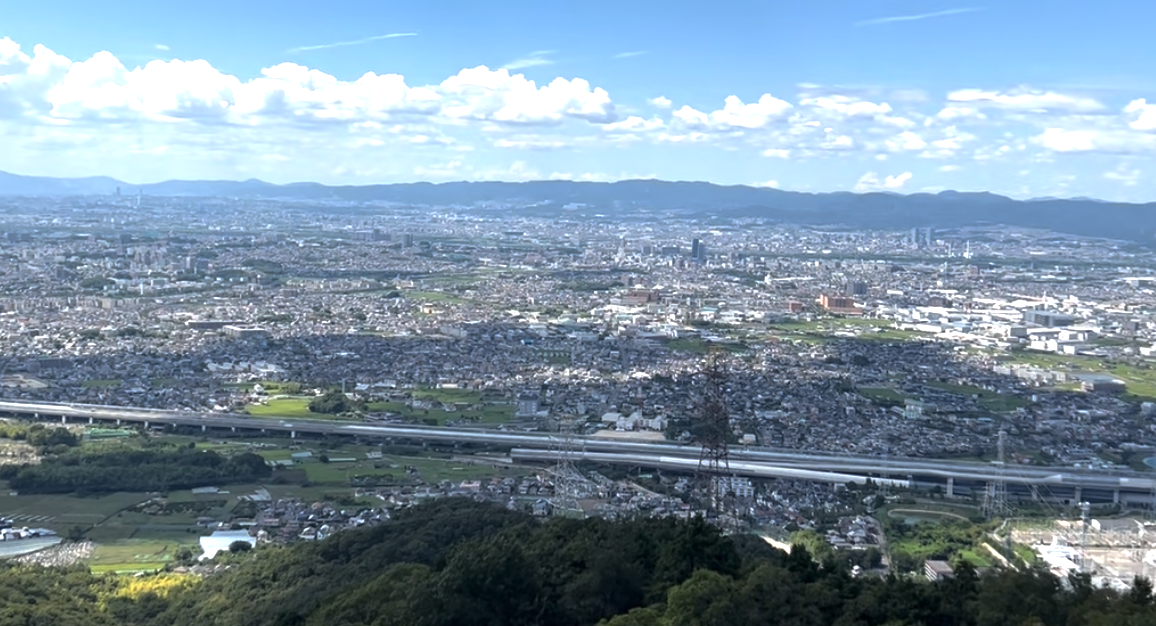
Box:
xmin=695 ymin=354 xmax=732 ymax=515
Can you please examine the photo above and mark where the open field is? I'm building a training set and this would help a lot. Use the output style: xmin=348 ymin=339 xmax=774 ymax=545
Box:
xmin=1001 ymin=350 xmax=1156 ymax=400
xmin=0 ymin=490 xmax=146 ymax=532
xmin=246 ymin=397 xmax=326 ymax=419
xmin=246 ymin=389 xmax=514 ymax=425
xmin=924 ymin=382 xmax=1030 ymax=412
xmin=88 ymin=539 xmax=192 ymax=574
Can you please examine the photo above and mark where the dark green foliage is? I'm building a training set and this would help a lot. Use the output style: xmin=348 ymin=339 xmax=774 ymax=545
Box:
xmin=308 ymin=390 xmax=362 ymax=414
xmin=0 ymin=445 xmax=270 ymax=494
xmin=0 ymin=423 xmax=80 ymax=449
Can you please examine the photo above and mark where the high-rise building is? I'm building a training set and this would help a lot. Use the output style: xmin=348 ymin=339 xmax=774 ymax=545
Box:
xmin=909 ymin=227 xmax=934 ymax=248
xmin=403 ymin=233 xmax=414 ymax=248
xmin=846 ymin=281 xmax=869 ymax=297
xmin=691 ymin=238 xmax=706 ymax=263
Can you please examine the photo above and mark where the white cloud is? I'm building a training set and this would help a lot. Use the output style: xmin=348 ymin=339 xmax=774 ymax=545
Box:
xmin=854 ymin=171 xmax=912 ymax=192
xmin=155 ymin=44 xmax=170 ymax=52
xmin=603 ymin=116 xmax=664 ymax=133
xmin=1034 ymin=128 xmax=1103 ymax=152
xmin=939 ymin=164 xmax=961 ymax=172
xmin=501 ymin=50 xmax=555 ymax=71
xmin=672 ymin=94 xmax=792 ymax=131
xmin=761 ymin=148 xmax=790 ymax=158
xmin=0 ymin=38 xmax=619 ymax=128
xmin=753 ymin=179 xmax=779 ymax=188
xmin=856 ymin=7 xmax=983 ymax=27
xmin=614 ymin=51 xmax=647 ymax=59
xmin=493 ymin=137 xmax=569 ymax=149
xmin=649 ymin=96 xmax=672 ymax=109
xmin=820 ymin=133 xmax=855 ymax=150
xmin=934 ymin=105 xmax=985 ymax=121
xmin=1104 ymin=163 xmax=1141 ymax=186
xmin=1125 ymin=99 xmax=1156 ymax=131
xmin=947 ymin=88 xmax=1104 ymax=113
xmin=439 ymin=67 xmax=616 ymax=124
xmin=800 ymin=95 xmax=891 ymax=118
xmin=920 ymin=125 xmax=976 ymax=158
xmin=884 ymin=131 xmax=926 ymax=152
xmin=287 ymin=33 xmax=416 ymax=54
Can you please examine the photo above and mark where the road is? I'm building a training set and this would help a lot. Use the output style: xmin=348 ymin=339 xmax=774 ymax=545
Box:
xmin=0 ymin=399 xmax=1152 ymax=501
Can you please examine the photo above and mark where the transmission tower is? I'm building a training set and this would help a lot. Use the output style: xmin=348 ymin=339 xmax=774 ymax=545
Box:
xmin=983 ymin=430 xmax=1010 ymax=519
xmin=548 ymin=415 xmax=586 ymax=516
xmin=1079 ymin=500 xmax=1092 ymax=573
xmin=694 ymin=353 xmax=733 ymax=517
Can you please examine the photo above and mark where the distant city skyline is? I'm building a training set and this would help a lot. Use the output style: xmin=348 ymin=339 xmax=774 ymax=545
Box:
xmin=2 ymin=0 xmax=1156 ymax=201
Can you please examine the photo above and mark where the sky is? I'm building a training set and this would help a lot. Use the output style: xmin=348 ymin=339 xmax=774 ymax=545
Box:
xmin=2 ymin=0 xmax=1156 ymax=200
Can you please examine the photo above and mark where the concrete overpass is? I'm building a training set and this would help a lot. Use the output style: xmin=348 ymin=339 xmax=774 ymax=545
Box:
xmin=0 ymin=399 xmax=1152 ymax=504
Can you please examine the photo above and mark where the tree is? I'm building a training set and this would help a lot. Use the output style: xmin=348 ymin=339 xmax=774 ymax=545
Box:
xmin=228 ymin=540 xmax=252 ymax=554
xmin=309 ymin=390 xmax=359 ymax=414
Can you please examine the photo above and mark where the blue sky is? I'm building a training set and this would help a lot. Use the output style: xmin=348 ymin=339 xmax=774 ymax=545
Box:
xmin=2 ymin=0 xmax=1156 ymax=200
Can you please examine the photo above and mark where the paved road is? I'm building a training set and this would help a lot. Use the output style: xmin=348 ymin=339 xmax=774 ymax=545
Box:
xmin=1 ymin=399 xmax=1152 ymax=498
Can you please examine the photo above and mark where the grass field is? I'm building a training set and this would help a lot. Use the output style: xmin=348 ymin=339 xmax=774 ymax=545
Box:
xmin=925 ymin=382 xmax=1030 ymax=412
xmin=1001 ymin=350 xmax=1156 ymax=401
xmin=246 ymin=397 xmax=322 ymax=419
xmin=0 ymin=491 xmax=147 ymax=532
xmin=88 ymin=540 xmax=192 ymax=574
xmin=246 ymin=389 xmax=514 ymax=425
xmin=295 ymin=452 xmax=524 ymax=486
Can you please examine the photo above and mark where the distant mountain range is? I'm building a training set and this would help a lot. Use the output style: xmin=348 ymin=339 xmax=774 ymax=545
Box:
xmin=1 ymin=169 xmax=1152 ymax=243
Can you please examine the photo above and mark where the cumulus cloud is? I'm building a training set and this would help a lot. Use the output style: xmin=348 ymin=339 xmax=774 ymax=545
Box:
xmin=1125 ymin=99 xmax=1156 ymax=131
xmin=884 ymin=131 xmax=927 ymax=152
xmin=671 ymin=94 xmax=792 ymax=131
xmin=649 ymin=96 xmax=672 ymax=109
xmin=603 ymin=116 xmax=664 ymax=133
xmin=854 ymin=171 xmax=912 ymax=192
xmin=0 ymin=38 xmax=616 ymax=128
xmin=439 ymin=68 xmax=616 ymax=124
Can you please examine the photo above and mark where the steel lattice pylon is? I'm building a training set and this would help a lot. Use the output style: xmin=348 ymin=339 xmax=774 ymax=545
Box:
xmin=695 ymin=353 xmax=733 ymax=517
xmin=548 ymin=415 xmax=587 ymax=515
xmin=983 ymin=429 xmax=1010 ymax=519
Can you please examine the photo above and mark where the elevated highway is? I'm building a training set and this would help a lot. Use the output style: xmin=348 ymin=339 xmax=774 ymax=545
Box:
xmin=0 ymin=399 xmax=1151 ymax=503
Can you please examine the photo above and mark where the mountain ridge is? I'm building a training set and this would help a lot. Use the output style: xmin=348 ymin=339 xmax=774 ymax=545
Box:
xmin=1 ymin=170 xmax=1152 ymax=243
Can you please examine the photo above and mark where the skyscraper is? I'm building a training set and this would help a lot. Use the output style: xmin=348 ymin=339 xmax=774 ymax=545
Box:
xmin=691 ymin=238 xmax=706 ymax=263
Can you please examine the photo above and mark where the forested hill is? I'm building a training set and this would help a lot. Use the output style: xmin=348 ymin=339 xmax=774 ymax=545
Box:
xmin=2 ymin=498 xmax=1156 ymax=626
xmin=3 ymin=170 xmax=1156 ymax=242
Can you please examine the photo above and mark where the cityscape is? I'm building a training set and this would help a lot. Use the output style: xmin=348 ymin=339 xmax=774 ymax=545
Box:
xmin=5 ymin=1 xmax=1156 ymax=623
xmin=3 ymin=187 xmax=1156 ymax=591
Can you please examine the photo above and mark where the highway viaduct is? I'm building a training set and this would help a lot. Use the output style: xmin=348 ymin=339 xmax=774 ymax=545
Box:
xmin=0 ymin=399 xmax=1152 ymax=506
